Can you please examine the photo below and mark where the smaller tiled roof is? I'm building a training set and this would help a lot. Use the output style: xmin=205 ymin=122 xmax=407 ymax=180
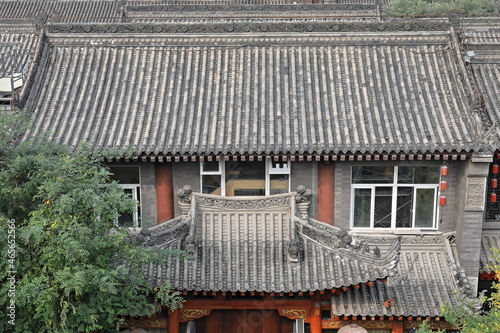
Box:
xmin=480 ymin=230 xmax=500 ymax=274
xmin=331 ymin=234 xmax=477 ymax=317
xmin=0 ymin=27 xmax=38 ymax=78
xmin=138 ymin=191 xmax=400 ymax=293
xmin=462 ymin=19 xmax=500 ymax=144
xmin=0 ymin=0 xmax=121 ymax=23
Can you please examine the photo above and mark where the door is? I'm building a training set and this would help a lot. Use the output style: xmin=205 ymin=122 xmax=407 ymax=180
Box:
xmin=195 ymin=309 xmax=293 ymax=333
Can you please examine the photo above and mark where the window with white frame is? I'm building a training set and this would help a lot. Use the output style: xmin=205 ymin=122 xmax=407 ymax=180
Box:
xmin=351 ymin=165 xmax=439 ymax=229
xmin=200 ymin=159 xmax=290 ymax=196
xmin=109 ymin=166 xmax=141 ymax=228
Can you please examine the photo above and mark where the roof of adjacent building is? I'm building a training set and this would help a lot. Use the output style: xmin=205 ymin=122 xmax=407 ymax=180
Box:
xmin=138 ymin=191 xmax=400 ymax=293
xmin=0 ymin=0 xmax=382 ymax=25
xmin=330 ymin=234 xmax=477 ymax=317
xmin=0 ymin=0 xmax=122 ymax=23
xmin=463 ymin=19 xmax=500 ymax=143
xmin=0 ymin=27 xmax=39 ymax=78
xmin=19 ymin=21 xmax=482 ymax=156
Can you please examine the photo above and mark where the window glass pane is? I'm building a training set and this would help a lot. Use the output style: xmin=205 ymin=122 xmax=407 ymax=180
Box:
xmin=225 ymin=161 xmax=265 ymax=196
xmin=202 ymin=161 xmax=219 ymax=173
xmin=374 ymin=187 xmax=392 ymax=228
xmin=396 ymin=187 xmax=413 ymax=228
xmin=352 ymin=166 xmax=394 ymax=184
xmin=202 ymin=175 xmax=222 ymax=195
xmin=415 ymin=188 xmax=435 ymax=228
xmin=353 ymin=188 xmax=371 ymax=227
xmin=109 ymin=166 xmax=140 ymax=183
xmin=117 ymin=188 xmax=136 ymax=228
xmin=270 ymin=174 xmax=289 ymax=195
xmin=398 ymin=166 xmax=439 ymax=184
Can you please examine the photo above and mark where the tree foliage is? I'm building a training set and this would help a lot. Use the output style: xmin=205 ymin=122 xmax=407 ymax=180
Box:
xmin=417 ymin=249 xmax=500 ymax=333
xmin=383 ymin=0 xmax=497 ymax=17
xmin=0 ymin=112 xmax=185 ymax=332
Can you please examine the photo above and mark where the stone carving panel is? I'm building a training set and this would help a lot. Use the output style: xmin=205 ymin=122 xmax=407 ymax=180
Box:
xmin=466 ymin=177 xmax=486 ymax=210
xmin=196 ymin=195 xmax=290 ymax=210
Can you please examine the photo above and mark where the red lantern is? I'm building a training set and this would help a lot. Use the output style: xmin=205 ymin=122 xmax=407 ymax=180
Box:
xmin=491 ymin=179 xmax=498 ymax=188
xmin=441 ymin=165 xmax=448 ymax=176
xmin=439 ymin=196 xmax=447 ymax=206
xmin=492 ymin=164 xmax=499 ymax=174
xmin=491 ymin=193 xmax=497 ymax=203
xmin=440 ymin=181 xmax=447 ymax=191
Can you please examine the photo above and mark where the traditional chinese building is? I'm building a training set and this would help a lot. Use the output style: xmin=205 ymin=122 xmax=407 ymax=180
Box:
xmin=1 ymin=2 xmax=498 ymax=332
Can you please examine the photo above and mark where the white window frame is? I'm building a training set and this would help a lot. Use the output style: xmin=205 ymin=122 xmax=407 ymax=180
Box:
xmin=350 ymin=166 xmax=439 ymax=230
xmin=116 ymin=184 xmax=141 ymax=229
xmin=200 ymin=159 xmax=291 ymax=196
xmin=110 ymin=166 xmax=142 ymax=229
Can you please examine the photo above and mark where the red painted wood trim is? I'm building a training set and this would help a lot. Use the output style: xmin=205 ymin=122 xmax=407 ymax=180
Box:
xmin=156 ymin=163 xmax=174 ymax=223
xmin=168 ymin=309 xmax=180 ymax=333
xmin=317 ymin=161 xmax=335 ymax=225
xmin=392 ymin=321 xmax=404 ymax=333
xmin=480 ymin=271 xmax=498 ymax=281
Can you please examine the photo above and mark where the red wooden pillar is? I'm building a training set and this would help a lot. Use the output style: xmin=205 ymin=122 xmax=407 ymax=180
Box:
xmin=317 ymin=161 xmax=335 ymax=225
xmin=156 ymin=163 xmax=174 ymax=224
xmin=168 ymin=309 xmax=180 ymax=333
xmin=308 ymin=309 xmax=322 ymax=333
xmin=392 ymin=321 xmax=404 ymax=333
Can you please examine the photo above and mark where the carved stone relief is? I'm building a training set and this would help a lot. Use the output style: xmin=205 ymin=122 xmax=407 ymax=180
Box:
xmin=466 ymin=177 xmax=486 ymax=210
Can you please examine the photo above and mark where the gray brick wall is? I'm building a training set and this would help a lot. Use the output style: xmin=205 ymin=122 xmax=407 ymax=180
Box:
xmin=172 ymin=162 xmax=200 ymax=217
xmin=334 ymin=162 xmax=351 ymax=230
xmin=139 ymin=163 xmax=157 ymax=228
xmin=454 ymin=155 xmax=491 ymax=290
xmin=291 ymin=161 xmax=317 ymax=220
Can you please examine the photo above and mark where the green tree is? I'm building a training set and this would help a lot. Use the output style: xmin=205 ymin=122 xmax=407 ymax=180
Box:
xmin=0 ymin=112 xmax=184 ymax=332
xmin=417 ymin=249 xmax=500 ymax=333
xmin=383 ymin=0 xmax=496 ymax=17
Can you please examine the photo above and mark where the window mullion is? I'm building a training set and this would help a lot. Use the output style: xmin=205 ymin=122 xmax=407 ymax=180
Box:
xmin=370 ymin=186 xmax=375 ymax=228
xmin=411 ymin=186 xmax=417 ymax=228
xmin=391 ymin=166 xmax=398 ymax=228
xmin=265 ymin=159 xmax=270 ymax=196
xmin=221 ymin=161 xmax=225 ymax=196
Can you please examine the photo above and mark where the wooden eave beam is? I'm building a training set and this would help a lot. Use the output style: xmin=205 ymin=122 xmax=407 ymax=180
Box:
xmin=181 ymin=300 xmax=313 ymax=310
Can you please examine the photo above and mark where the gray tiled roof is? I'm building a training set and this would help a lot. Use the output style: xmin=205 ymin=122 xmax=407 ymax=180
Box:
xmin=0 ymin=27 xmax=39 ymax=78
xmin=139 ymin=192 xmax=400 ymax=293
xmin=480 ymin=230 xmax=500 ymax=274
xmin=0 ymin=0 xmax=121 ymax=23
xmin=463 ymin=19 xmax=500 ymax=143
xmin=22 ymin=30 xmax=479 ymax=156
xmin=331 ymin=235 xmax=476 ymax=317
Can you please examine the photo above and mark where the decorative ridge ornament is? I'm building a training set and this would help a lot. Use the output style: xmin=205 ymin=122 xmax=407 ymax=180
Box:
xmin=46 ymin=20 xmax=452 ymax=35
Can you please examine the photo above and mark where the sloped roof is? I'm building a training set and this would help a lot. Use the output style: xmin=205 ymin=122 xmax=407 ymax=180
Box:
xmin=22 ymin=27 xmax=479 ymax=156
xmin=0 ymin=0 xmax=121 ymax=23
xmin=0 ymin=27 xmax=39 ymax=78
xmin=125 ymin=3 xmax=379 ymax=23
xmin=480 ymin=230 xmax=500 ymax=274
xmin=462 ymin=19 xmax=500 ymax=142
xmin=331 ymin=235 xmax=477 ymax=317
xmin=138 ymin=192 xmax=400 ymax=293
